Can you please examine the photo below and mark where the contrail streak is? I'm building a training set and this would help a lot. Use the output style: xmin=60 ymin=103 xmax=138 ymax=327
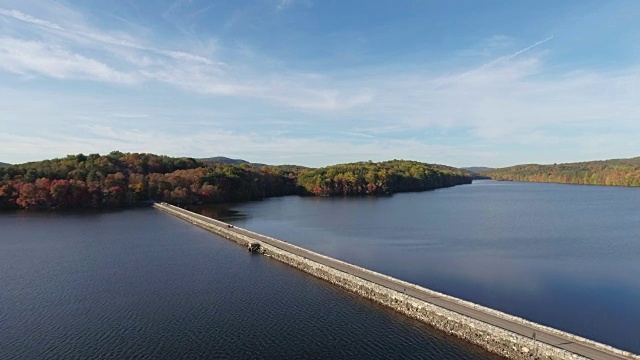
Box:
xmin=498 ymin=35 xmax=554 ymax=63
xmin=455 ymin=35 xmax=555 ymax=79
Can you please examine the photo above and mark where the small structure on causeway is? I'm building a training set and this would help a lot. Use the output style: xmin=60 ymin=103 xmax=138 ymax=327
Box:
xmin=247 ymin=242 xmax=261 ymax=253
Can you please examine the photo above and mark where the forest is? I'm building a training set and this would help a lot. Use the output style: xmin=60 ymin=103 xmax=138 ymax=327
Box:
xmin=297 ymin=160 xmax=472 ymax=196
xmin=483 ymin=157 xmax=640 ymax=187
xmin=0 ymin=152 xmax=473 ymax=210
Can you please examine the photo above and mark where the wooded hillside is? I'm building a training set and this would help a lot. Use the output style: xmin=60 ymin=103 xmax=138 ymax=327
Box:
xmin=0 ymin=153 xmax=473 ymax=210
xmin=297 ymin=160 xmax=473 ymax=196
xmin=484 ymin=157 xmax=640 ymax=186
xmin=0 ymin=152 xmax=298 ymax=210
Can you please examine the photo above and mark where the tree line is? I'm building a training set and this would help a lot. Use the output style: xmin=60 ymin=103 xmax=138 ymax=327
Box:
xmin=483 ymin=157 xmax=640 ymax=187
xmin=297 ymin=160 xmax=473 ymax=196
xmin=0 ymin=152 xmax=473 ymax=210
xmin=0 ymin=152 xmax=299 ymax=210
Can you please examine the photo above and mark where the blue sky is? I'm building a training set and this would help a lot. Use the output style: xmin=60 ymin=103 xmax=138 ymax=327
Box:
xmin=1 ymin=0 xmax=639 ymax=167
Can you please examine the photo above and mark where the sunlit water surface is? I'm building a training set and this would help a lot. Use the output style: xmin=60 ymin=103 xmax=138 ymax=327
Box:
xmin=195 ymin=180 xmax=640 ymax=353
xmin=0 ymin=208 xmax=500 ymax=359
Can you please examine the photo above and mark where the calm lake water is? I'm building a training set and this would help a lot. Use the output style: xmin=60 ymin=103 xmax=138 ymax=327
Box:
xmin=0 ymin=208 xmax=500 ymax=359
xmin=195 ymin=180 xmax=640 ymax=354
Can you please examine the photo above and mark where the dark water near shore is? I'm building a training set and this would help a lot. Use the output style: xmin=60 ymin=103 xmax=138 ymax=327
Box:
xmin=0 ymin=209 xmax=500 ymax=359
xmin=196 ymin=180 xmax=640 ymax=354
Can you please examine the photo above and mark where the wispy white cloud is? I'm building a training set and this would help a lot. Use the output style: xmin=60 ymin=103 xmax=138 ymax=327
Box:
xmin=1 ymin=2 xmax=639 ymax=167
xmin=111 ymin=113 xmax=150 ymax=119
xmin=0 ymin=37 xmax=138 ymax=83
xmin=0 ymin=6 xmax=362 ymax=110
xmin=458 ymin=34 xmax=515 ymax=58
xmin=0 ymin=124 xmax=480 ymax=167
xmin=163 ymin=0 xmax=194 ymax=18
xmin=0 ymin=8 xmax=63 ymax=30
xmin=0 ymin=7 xmax=214 ymax=65
xmin=359 ymin=58 xmax=640 ymax=140
xmin=276 ymin=0 xmax=295 ymax=11
xmin=275 ymin=0 xmax=313 ymax=11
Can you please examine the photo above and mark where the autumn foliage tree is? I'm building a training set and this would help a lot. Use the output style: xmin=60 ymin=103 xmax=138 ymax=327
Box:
xmin=0 ymin=152 xmax=301 ymax=210
xmin=483 ymin=157 xmax=640 ymax=187
xmin=296 ymin=160 xmax=473 ymax=196
xmin=0 ymin=153 xmax=474 ymax=210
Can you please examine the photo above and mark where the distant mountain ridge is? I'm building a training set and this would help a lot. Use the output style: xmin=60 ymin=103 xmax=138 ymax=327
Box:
xmin=199 ymin=156 xmax=255 ymax=165
xmin=0 ymin=162 xmax=10 ymax=167
xmin=484 ymin=156 xmax=640 ymax=187
xmin=198 ymin=156 xmax=308 ymax=172
xmin=462 ymin=166 xmax=493 ymax=173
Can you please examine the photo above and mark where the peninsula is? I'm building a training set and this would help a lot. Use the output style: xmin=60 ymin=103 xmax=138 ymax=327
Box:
xmin=0 ymin=151 xmax=472 ymax=210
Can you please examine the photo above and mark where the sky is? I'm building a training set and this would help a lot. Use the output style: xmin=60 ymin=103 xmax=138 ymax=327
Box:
xmin=0 ymin=0 xmax=639 ymax=167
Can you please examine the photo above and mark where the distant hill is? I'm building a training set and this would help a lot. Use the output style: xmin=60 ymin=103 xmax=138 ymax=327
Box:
xmin=0 ymin=162 xmax=10 ymax=167
xmin=460 ymin=167 xmax=492 ymax=179
xmin=199 ymin=156 xmax=253 ymax=165
xmin=198 ymin=157 xmax=309 ymax=172
xmin=462 ymin=166 xmax=493 ymax=173
xmin=484 ymin=156 xmax=640 ymax=187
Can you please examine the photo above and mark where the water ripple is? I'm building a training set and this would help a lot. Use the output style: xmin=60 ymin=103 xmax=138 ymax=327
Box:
xmin=0 ymin=209 xmax=500 ymax=359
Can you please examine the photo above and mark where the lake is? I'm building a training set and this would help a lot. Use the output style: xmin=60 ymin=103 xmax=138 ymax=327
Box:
xmin=0 ymin=208 xmax=500 ymax=359
xmin=194 ymin=180 xmax=640 ymax=354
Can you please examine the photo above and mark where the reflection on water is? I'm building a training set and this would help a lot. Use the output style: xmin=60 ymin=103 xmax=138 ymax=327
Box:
xmin=195 ymin=180 xmax=640 ymax=354
xmin=187 ymin=203 xmax=248 ymax=221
